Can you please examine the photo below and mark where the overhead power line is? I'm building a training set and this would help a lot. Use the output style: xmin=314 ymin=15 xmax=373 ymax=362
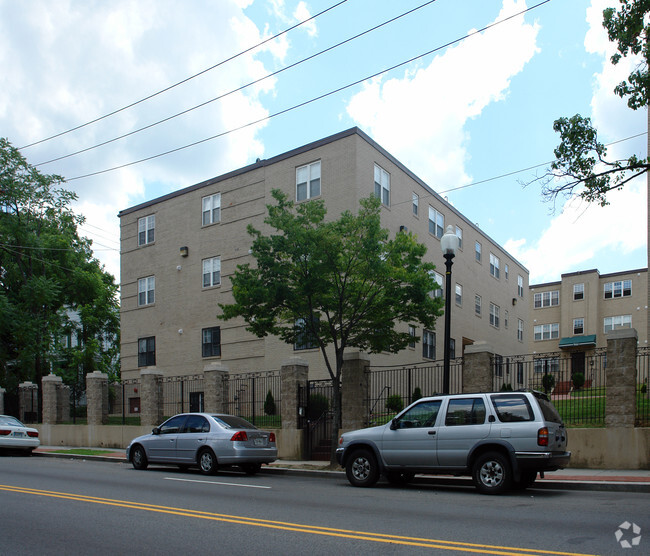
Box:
xmin=19 ymin=0 xmax=348 ymax=150
xmin=35 ymin=0 xmax=440 ymax=167
xmin=66 ymin=0 xmax=552 ymax=181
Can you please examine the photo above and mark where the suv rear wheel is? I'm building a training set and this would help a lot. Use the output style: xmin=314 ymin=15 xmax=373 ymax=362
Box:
xmin=472 ymin=451 xmax=512 ymax=494
xmin=346 ymin=448 xmax=380 ymax=487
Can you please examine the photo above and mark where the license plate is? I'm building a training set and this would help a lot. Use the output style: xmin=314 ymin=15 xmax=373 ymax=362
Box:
xmin=12 ymin=431 xmax=25 ymax=438
xmin=254 ymin=438 xmax=264 ymax=447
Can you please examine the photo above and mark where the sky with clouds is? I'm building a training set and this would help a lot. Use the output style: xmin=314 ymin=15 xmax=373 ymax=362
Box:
xmin=0 ymin=0 xmax=646 ymax=285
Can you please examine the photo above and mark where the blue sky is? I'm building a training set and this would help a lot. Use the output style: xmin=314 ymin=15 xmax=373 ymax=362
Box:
xmin=0 ymin=0 xmax=646 ymax=284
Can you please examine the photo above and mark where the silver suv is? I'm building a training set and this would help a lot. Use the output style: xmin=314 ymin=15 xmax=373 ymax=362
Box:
xmin=336 ymin=390 xmax=570 ymax=494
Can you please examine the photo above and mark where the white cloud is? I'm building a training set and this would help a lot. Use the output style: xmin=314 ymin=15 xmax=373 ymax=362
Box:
xmin=294 ymin=2 xmax=317 ymax=38
xmin=346 ymin=0 xmax=540 ymax=190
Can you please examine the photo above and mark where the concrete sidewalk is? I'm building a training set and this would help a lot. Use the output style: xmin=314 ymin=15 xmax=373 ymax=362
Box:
xmin=32 ymin=446 xmax=650 ymax=493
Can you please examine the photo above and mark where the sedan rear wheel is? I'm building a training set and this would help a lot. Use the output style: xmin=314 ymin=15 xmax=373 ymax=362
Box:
xmin=345 ymin=449 xmax=379 ymax=487
xmin=131 ymin=445 xmax=148 ymax=470
xmin=198 ymin=448 xmax=218 ymax=475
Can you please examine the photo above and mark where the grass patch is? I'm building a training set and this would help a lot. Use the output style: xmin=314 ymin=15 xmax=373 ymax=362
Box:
xmin=49 ymin=448 xmax=117 ymax=456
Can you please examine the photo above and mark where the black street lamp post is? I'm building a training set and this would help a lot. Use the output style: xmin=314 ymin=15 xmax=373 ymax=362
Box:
xmin=440 ymin=225 xmax=460 ymax=394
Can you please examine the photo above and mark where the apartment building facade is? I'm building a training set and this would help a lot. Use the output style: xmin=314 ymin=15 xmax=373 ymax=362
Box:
xmin=119 ymin=128 xmax=530 ymax=381
xmin=528 ymin=267 xmax=648 ymax=376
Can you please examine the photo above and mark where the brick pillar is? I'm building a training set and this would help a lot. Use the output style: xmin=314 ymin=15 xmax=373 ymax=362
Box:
xmin=204 ymin=363 xmax=229 ymax=413
xmin=341 ymin=352 xmax=370 ymax=430
xmin=280 ymin=357 xmax=308 ymax=431
xmin=606 ymin=328 xmax=637 ymax=427
xmin=18 ymin=381 xmax=39 ymax=423
xmin=86 ymin=371 xmax=109 ymax=425
xmin=140 ymin=369 xmax=163 ymax=427
xmin=462 ymin=342 xmax=495 ymax=393
xmin=41 ymin=373 xmax=62 ymax=424
xmin=57 ymin=384 xmax=71 ymax=423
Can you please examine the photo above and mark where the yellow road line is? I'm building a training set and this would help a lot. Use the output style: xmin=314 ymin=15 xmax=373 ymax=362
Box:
xmin=0 ymin=484 xmax=598 ymax=556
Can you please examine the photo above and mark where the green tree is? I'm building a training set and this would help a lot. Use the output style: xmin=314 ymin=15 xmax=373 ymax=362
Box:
xmin=531 ymin=0 xmax=649 ymax=206
xmin=264 ymin=390 xmax=276 ymax=416
xmin=0 ymin=138 xmax=120 ymax=414
xmin=219 ymin=190 xmax=444 ymax=464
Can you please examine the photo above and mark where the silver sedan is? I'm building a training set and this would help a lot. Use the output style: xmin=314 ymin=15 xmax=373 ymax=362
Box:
xmin=126 ymin=413 xmax=277 ymax=475
xmin=0 ymin=415 xmax=40 ymax=453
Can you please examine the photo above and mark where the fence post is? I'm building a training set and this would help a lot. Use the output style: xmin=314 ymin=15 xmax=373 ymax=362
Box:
xmin=42 ymin=373 xmax=62 ymax=424
xmin=462 ymin=342 xmax=495 ymax=393
xmin=86 ymin=371 xmax=109 ymax=425
xmin=341 ymin=352 xmax=370 ymax=431
xmin=605 ymin=328 xmax=637 ymax=427
xmin=140 ymin=369 xmax=163 ymax=427
xmin=204 ymin=363 xmax=229 ymax=413
xmin=18 ymin=381 xmax=38 ymax=423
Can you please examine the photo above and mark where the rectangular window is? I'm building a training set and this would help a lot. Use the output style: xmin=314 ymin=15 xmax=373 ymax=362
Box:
xmin=455 ymin=283 xmax=462 ymax=306
xmin=422 ymin=329 xmax=435 ymax=359
xmin=202 ymin=193 xmax=221 ymax=226
xmin=518 ymin=275 xmax=524 ymax=297
xmin=573 ymin=318 xmax=584 ymax=335
xmin=202 ymin=257 xmax=221 ymax=288
xmin=138 ymin=337 xmax=155 ymax=367
xmin=294 ymin=317 xmax=318 ymax=350
xmin=517 ymin=319 xmax=524 ymax=342
xmin=412 ymin=193 xmax=419 ymax=216
xmin=573 ymin=283 xmax=584 ymax=300
xmin=534 ymin=357 xmax=559 ymax=374
xmin=296 ymin=161 xmax=321 ymax=201
xmin=475 ymin=294 xmax=482 ymax=316
xmin=429 ymin=270 xmax=443 ymax=299
xmin=534 ymin=323 xmax=560 ymax=341
xmin=489 ymin=303 xmax=500 ymax=328
xmin=408 ymin=325 xmax=416 ymax=348
xmin=604 ymin=280 xmax=632 ymax=299
xmin=138 ymin=276 xmax=155 ymax=306
xmin=138 ymin=215 xmax=155 ymax=246
xmin=489 ymin=253 xmax=500 ymax=279
xmin=428 ymin=206 xmax=444 ymax=238
xmin=534 ymin=290 xmax=559 ymax=308
xmin=504 ymin=264 xmax=509 ymax=280
xmin=455 ymin=226 xmax=463 ymax=250
xmin=475 ymin=241 xmax=482 ymax=263
xmin=604 ymin=315 xmax=632 ymax=333
xmin=374 ymin=164 xmax=390 ymax=206
xmin=504 ymin=310 xmax=509 ymax=329
xmin=449 ymin=338 xmax=456 ymax=359
xmin=202 ymin=327 xmax=221 ymax=357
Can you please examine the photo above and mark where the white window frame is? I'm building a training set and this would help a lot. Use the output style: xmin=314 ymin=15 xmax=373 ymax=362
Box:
xmin=475 ymin=241 xmax=482 ymax=263
xmin=604 ymin=315 xmax=632 ymax=333
xmin=489 ymin=303 xmax=500 ymax=328
xmin=534 ymin=290 xmax=559 ymax=308
xmin=604 ymin=280 xmax=632 ymax=299
xmin=517 ymin=319 xmax=524 ymax=342
xmin=202 ymin=193 xmax=221 ymax=226
xmin=573 ymin=318 xmax=584 ymax=335
xmin=517 ymin=275 xmax=524 ymax=297
xmin=412 ymin=193 xmax=419 ymax=216
xmin=504 ymin=264 xmax=509 ymax=280
xmin=422 ymin=329 xmax=435 ymax=359
xmin=489 ymin=253 xmax=500 ymax=279
xmin=296 ymin=161 xmax=321 ymax=201
xmin=573 ymin=283 xmax=584 ymax=301
xmin=428 ymin=206 xmax=444 ymax=238
xmin=455 ymin=283 xmax=462 ymax=306
xmin=374 ymin=164 xmax=390 ymax=206
xmin=475 ymin=294 xmax=482 ymax=316
xmin=534 ymin=323 xmax=560 ymax=341
xmin=408 ymin=325 xmax=416 ymax=348
xmin=455 ymin=226 xmax=463 ymax=250
xmin=430 ymin=270 xmax=443 ymax=299
xmin=138 ymin=276 xmax=155 ymax=306
xmin=138 ymin=215 xmax=155 ymax=246
xmin=202 ymin=257 xmax=221 ymax=288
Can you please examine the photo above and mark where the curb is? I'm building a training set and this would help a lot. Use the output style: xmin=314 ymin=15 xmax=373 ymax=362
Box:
xmin=32 ymin=451 xmax=650 ymax=492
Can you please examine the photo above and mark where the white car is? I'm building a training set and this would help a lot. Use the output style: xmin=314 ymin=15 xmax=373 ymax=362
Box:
xmin=0 ymin=415 xmax=40 ymax=454
xmin=126 ymin=413 xmax=277 ymax=475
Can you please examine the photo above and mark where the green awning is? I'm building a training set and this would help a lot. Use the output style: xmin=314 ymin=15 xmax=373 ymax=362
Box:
xmin=558 ymin=334 xmax=597 ymax=348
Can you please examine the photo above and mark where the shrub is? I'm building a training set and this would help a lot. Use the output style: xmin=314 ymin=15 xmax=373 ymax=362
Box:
xmin=264 ymin=390 xmax=276 ymax=416
xmin=641 ymin=383 xmax=647 ymax=395
xmin=386 ymin=394 xmax=404 ymax=413
xmin=411 ymin=387 xmax=423 ymax=404
xmin=542 ymin=373 xmax=556 ymax=394
xmin=500 ymin=383 xmax=513 ymax=391
xmin=308 ymin=393 xmax=329 ymax=420
xmin=571 ymin=372 xmax=585 ymax=390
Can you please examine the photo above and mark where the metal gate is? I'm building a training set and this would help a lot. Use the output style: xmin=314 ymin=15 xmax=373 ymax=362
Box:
xmin=298 ymin=379 xmax=337 ymax=461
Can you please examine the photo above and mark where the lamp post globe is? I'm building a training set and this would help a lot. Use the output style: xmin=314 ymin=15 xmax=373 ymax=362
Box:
xmin=440 ymin=225 xmax=460 ymax=394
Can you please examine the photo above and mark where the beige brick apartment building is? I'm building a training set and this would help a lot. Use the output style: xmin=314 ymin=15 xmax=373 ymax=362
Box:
xmin=119 ymin=128 xmax=530 ymax=380
xmin=528 ymin=268 xmax=648 ymax=375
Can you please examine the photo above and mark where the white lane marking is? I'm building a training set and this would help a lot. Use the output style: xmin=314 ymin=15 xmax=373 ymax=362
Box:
xmin=164 ymin=477 xmax=271 ymax=489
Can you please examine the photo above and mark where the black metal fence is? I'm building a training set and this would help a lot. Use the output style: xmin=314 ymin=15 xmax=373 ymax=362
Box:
xmin=367 ymin=359 xmax=463 ymax=426
xmin=636 ymin=347 xmax=650 ymax=427
xmin=222 ymin=370 xmax=282 ymax=428
xmin=299 ymin=379 xmax=337 ymax=460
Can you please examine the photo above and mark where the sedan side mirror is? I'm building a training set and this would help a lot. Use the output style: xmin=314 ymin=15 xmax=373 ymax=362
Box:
xmin=152 ymin=427 xmax=160 ymax=435
xmin=390 ymin=418 xmax=399 ymax=431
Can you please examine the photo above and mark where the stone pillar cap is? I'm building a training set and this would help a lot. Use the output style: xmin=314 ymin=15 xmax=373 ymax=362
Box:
xmin=281 ymin=356 xmax=309 ymax=368
xmin=86 ymin=371 xmax=108 ymax=379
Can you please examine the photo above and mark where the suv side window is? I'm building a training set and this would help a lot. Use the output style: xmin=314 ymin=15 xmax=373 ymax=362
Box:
xmin=444 ymin=398 xmax=486 ymax=426
xmin=394 ymin=400 xmax=441 ymax=428
xmin=537 ymin=397 xmax=563 ymax=424
xmin=491 ymin=394 xmax=534 ymax=422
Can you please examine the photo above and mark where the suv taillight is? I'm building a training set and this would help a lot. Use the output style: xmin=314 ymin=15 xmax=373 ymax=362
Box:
xmin=537 ymin=427 xmax=549 ymax=446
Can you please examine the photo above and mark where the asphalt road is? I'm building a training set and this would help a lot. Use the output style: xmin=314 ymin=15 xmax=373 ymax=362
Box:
xmin=0 ymin=455 xmax=647 ymax=555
